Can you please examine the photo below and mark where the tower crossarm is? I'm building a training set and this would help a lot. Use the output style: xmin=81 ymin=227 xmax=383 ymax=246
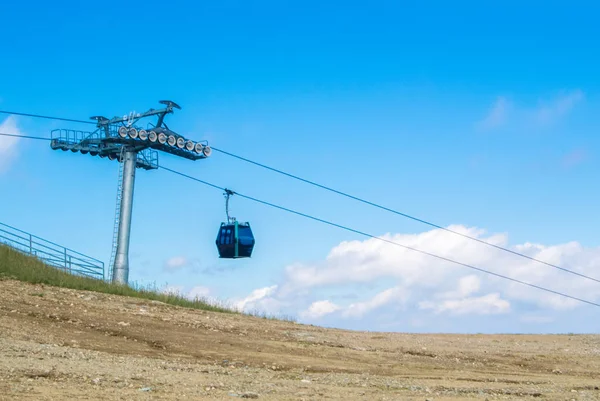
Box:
xmin=92 ymin=100 xmax=181 ymax=129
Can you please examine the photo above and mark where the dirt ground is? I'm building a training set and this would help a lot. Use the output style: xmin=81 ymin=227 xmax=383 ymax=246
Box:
xmin=0 ymin=280 xmax=598 ymax=400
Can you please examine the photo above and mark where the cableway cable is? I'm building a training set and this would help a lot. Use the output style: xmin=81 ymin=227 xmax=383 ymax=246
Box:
xmin=0 ymin=132 xmax=52 ymax=141
xmin=2 ymin=128 xmax=598 ymax=308
xmin=0 ymin=110 xmax=95 ymax=125
xmin=2 ymin=109 xmax=599 ymax=284
xmin=159 ymin=165 xmax=600 ymax=309
xmin=211 ymin=147 xmax=600 ymax=284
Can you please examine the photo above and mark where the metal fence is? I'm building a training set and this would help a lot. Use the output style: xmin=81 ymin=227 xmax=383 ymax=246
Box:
xmin=0 ymin=222 xmax=105 ymax=280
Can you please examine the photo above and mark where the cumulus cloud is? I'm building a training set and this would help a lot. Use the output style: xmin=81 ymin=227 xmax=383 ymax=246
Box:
xmin=419 ymin=293 xmax=510 ymax=315
xmin=176 ymin=223 xmax=598 ymax=332
xmin=234 ymin=285 xmax=281 ymax=314
xmin=0 ymin=116 xmax=22 ymax=173
xmin=441 ymin=275 xmax=481 ymax=298
xmin=343 ymin=286 xmax=409 ymax=318
xmin=235 ymin=224 xmax=600 ymax=328
xmin=300 ymin=300 xmax=341 ymax=319
xmin=280 ymin=225 xmax=508 ymax=294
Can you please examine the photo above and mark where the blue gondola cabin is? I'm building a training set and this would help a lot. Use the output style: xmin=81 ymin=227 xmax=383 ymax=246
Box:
xmin=216 ymin=221 xmax=255 ymax=258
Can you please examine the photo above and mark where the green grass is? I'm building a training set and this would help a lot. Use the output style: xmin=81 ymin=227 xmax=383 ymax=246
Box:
xmin=0 ymin=244 xmax=297 ymax=322
xmin=0 ymin=244 xmax=235 ymax=313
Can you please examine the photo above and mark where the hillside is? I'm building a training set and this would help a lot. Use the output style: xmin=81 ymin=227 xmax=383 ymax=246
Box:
xmin=0 ymin=254 xmax=599 ymax=400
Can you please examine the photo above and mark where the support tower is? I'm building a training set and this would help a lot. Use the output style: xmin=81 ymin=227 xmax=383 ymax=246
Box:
xmin=49 ymin=101 xmax=211 ymax=285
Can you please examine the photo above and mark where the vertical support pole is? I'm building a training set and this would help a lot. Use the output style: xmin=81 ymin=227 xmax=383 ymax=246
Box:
xmin=234 ymin=221 xmax=239 ymax=258
xmin=29 ymin=234 xmax=32 ymax=255
xmin=112 ymin=149 xmax=137 ymax=285
xmin=64 ymin=248 xmax=67 ymax=269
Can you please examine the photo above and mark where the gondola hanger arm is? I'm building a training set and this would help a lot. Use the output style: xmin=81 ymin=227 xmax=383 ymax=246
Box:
xmin=224 ymin=188 xmax=237 ymax=223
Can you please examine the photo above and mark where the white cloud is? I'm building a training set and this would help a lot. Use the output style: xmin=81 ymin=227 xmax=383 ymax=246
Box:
xmin=419 ymin=293 xmax=510 ymax=315
xmin=300 ymin=300 xmax=341 ymax=319
xmin=164 ymin=256 xmax=188 ymax=271
xmin=476 ymin=96 xmax=510 ymax=130
xmin=343 ymin=286 xmax=409 ymax=318
xmin=275 ymin=225 xmax=600 ymax=320
xmin=0 ymin=116 xmax=22 ymax=173
xmin=281 ymin=225 xmax=508 ymax=294
xmin=437 ymin=275 xmax=481 ymax=299
xmin=417 ymin=275 xmax=510 ymax=315
xmin=188 ymin=224 xmax=598 ymax=332
xmin=234 ymin=285 xmax=280 ymax=313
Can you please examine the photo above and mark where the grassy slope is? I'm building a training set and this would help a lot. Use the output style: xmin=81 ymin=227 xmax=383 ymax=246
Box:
xmin=0 ymin=244 xmax=234 ymax=313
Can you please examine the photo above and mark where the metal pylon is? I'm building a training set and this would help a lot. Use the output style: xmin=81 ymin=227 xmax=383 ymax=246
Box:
xmin=108 ymin=147 xmax=125 ymax=281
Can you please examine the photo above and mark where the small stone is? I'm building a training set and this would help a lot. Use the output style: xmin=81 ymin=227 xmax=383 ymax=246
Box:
xmin=301 ymin=379 xmax=311 ymax=383
xmin=117 ymin=322 xmax=130 ymax=326
xmin=241 ymin=392 xmax=259 ymax=399
xmin=139 ymin=387 xmax=152 ymax=392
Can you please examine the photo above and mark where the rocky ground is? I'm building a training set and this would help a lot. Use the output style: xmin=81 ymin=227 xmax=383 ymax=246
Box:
xmin=0 ymin=279 xmax=598 ymax=400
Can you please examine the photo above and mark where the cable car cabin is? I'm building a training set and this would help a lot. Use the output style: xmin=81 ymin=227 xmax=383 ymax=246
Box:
xmin=216 ymin=221 xmax=255 ymax=258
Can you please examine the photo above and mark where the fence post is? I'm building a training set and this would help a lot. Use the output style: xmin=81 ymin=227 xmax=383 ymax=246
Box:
xmin=29 ymin=234 xmax=32 ymax=255
xmin=68 ymin=255 xmax=72 ymax=274
xmin=64 ymin=248 xmax=67 ymax=269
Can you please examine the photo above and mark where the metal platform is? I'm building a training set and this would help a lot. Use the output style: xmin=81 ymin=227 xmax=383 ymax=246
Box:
xmin=0 ymin=222 xmax=105 ymax=280
xmin=49 ymin=122 xmax=209 ymax=169
xmin=50 ymin=128 xmax=159 ymax=170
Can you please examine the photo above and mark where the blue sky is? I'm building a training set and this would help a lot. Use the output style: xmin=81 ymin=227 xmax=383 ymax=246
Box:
xmin=1 ymin=0 xmax=599 ymax=333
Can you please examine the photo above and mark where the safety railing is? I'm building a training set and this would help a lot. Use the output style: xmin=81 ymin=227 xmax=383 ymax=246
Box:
xmin=50 ymin=127 xmax=159 ymax=170
xmin=0 ymin=222 xmax=105 ymax=280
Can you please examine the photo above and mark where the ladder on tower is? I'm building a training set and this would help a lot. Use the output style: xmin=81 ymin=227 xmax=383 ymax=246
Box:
xmin=108 ymin=149 xmax=125 ymax=281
